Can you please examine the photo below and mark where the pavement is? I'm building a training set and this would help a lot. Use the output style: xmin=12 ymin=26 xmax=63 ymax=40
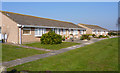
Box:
xmin=0 ymin=37 xmax=115 ymax=68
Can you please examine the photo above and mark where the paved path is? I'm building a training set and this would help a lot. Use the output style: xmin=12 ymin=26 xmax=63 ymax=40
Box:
xmin=5 ymin=44 xmax=54 ymax=52
xmin=17 ymin=45 xmax=54 ymax=52
xmin=0 ymin=38 xmax=111 ymax=68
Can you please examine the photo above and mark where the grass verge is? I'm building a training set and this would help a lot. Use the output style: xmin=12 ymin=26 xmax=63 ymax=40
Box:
xmin=24 ymin=42 xmax=81 ymax=50
xmin=8 ymin=38 xmax=118 ymax=71
xmin=2 ymin=44 xmax=47 ymax=62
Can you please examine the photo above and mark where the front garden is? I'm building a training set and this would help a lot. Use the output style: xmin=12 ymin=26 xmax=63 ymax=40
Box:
xmin=80 ymin=33 xmax=113 ymax=41
xmin=2 ymin=44 xmax=47 ymax=62
xmin=24 ymin=41 xmax=80 ymax=50
xmin=24 ymin=30 xmax=81 ymax=50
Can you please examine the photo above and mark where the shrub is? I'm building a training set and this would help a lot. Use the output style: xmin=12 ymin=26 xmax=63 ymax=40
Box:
xmin=62 ymin=36 xmax=65 ymax=41
xmin=108 ymin=32 xmax=117 ymax=36
xmin=80 ymin=36 xmax=85 ymax=40
xmin=99 ymin=35 xmax=104 ymax=38
xmin=105 ymin=35 xmax=109 ymax=38
xmin=70 ymin=34 xmax=73 ymax=35
xmin=87 ymin=37 xmax=91 ymax=40
xmin=80 ymin=34 xmax=90 ymax=40
xmin=98 ymin=35 xmax=109 ymax=38
xmin=94 ymin=36 xmax=99 ymax=38
xmin=40 ymin=30 xmax=62 ymax=44
xmin=87 ymin=34 xmax=92 ymax=36
xmin=92 ymin=34 xmax=96 ymax=38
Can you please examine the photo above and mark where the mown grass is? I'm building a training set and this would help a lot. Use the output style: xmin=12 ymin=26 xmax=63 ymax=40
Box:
xmin=24 ymin=42 xmax=81 ymax=50
xmin=8 ymin=38 xmax=118 ymax=71
xmin=2 ymin=44 xmax=47 ymax=62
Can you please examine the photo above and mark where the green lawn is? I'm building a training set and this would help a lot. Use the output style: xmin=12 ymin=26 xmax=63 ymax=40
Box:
xmin=2 ymin=44 xmax=47 ymax=62
xmin=8 ymin=38 xmax=118 ymax=71
xmin=23 ymin=42 xmax=81 ymax=50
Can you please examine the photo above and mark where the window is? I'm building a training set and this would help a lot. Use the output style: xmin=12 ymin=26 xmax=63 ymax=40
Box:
xmin=80 ymin=30 xmax=83 ymax=34
xmin=60 ymin=29 xmax=62 ymax=35
xmin=83 ymin=30 xmax=86 ymax=34
xmin=57 ymin=29 xmax=60 ymax=34
xmin=52 ymin=28 xmax=60 ymax=34
xmin=52 ymin=28 xmax=55 ymax=32
xmin=63 ymin=29 xmax=66 ymax=35
xmin=75 ymin=29 xmax=78 ymax=35
xmin=69 ymin=29 xmax=72 ymax=34
xmin=93 ymin=30 xmax=96 ymax=32
xmin=95 ymin=30 xmax=98 ymax=34
xmin=54 ymin=28 xmax=57 ymax=34
xmin=105 ymin=31 xmax=108 ymax=35
xmin=23 ymin=28 xmax=31 ymax=35
xmin=35 ymin=28 xmax=46 ymax=36
xmin=73 ymin=29 xmax=78 ymax=35
xmin=42 ymin=28 xmax=46 ymax=34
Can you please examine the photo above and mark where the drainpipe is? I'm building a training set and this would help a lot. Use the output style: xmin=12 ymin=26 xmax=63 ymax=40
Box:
xmin=19 ymin=27 xmax=22 ymax=44
xmin=17 ymin=24 xmax=23 ymax=44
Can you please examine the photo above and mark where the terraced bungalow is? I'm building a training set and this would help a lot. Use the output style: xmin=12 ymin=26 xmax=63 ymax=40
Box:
xmin=0 ymin=11 xmax=86 ymax=44
xmin=78 ymin=23 xmax=109 ymax=36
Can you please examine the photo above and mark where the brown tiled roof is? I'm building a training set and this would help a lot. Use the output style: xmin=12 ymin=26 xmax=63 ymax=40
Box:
xmin=1 ymin=11 xmax=84 ymax=29
xmin=79 ymin=24 xmax=108 ymax=31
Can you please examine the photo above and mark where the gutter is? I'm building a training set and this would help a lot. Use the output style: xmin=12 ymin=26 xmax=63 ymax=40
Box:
xmin=22 ymin=25 xmax=86 ymax=30
xmin=92 ymin=29 xmax=109 ymax=31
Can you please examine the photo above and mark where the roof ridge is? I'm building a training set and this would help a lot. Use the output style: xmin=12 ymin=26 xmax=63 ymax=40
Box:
xmin=78 ymin=23 xmax=108 ymax=30
xmin=1 ymin=11 xmax=74 ymax=24
xmin=79 ymin=23 xmax=98 ymax=26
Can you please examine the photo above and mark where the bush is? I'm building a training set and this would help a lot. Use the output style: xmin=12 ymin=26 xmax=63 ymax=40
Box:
xmin=62 ymin=36 xmax=65 ymax=41
xmin=98 ymin=35 xmax=109 ymax=38
xmin=99 ymin=35 xmax=103 ymax=38
xmin=87 ymin=34 xmax=92 ymax=36
xmin=80 ymin=36 xmax=85 ymax=40
xmin=99 ymin=35 xmax=104 ymax=38
xmin=80 ymin=35 xmax=91 ymax=40
xmin=87 ymin=37 xmax=91 ymax=40
xmin=40 ymin=30 xmax=62 ymax=44
xmin=94 ymin=36 xmax=99 ymax=38
xmin=108 ymin=32 xmax=117 ymax=36
xmin=92 ymin=34 xmax=96 ymax=38
xmin=105 ymin=35 xmax=109 ymax=38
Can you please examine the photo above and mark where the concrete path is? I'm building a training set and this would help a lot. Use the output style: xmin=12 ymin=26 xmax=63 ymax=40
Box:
xmin=5 ymin=43 xmax=54 ymax=52
xmin=0 ymin=38 xmax=111 ymax=68
xmin=17 ymin=45 xmax=54 ymax=52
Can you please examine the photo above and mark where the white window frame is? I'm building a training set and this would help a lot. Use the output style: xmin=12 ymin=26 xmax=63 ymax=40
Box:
xmin=73 ymin=30 xmax=75 ymax=35
xmin=42 ymin=28 xmax=46 ymax=34
xmin=95 ymin=30 xmax=98 ymax=34
xmin=83 ymin=30 xmax=86 ymax=34
xmin=60 ymin=29 xmax=62 ymax=35
xmin=80 ymin=30 xmax=83 ymax=34
xmin=35 ymin=28 xmax=46 ymax=36
xmin=69 ymin=29 xmax=72 ymax=34
xmin=76 ymin=29 xmax=78 ymax=35
xmin=105 ymin=31 xmax=108 ymax=35
xmin=92 ymin=30 xmax=96 ymax=34
xmin=35 ymin=28 xmax=42 ymax=36
xmin=63 ymin=29 xmax=66 ymax=35
xmin=23 ymin=28 xmax=31 ymax=35
xmin=101 ymin=30 xmax=104 ymax=35
xmin=57 ymin=29 xmax=60 ymax=34
xmin=73 ymin=29 xmax=78 ymax=35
